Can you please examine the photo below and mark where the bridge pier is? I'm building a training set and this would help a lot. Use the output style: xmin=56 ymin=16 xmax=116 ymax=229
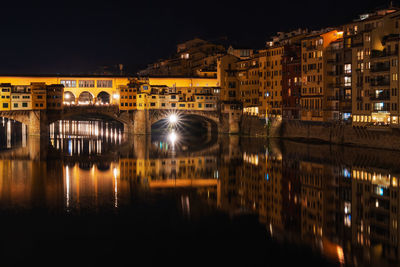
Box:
xmin=28 ymin=111 xmax=49 ymax=136
xmin=220 ymin=111 xmax=241 ymax=134
xmin=133 ymin=110 xmax=151 ymax=135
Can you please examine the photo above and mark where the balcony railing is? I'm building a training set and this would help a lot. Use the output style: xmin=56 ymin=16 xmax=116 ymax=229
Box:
xmin=370 ymin=65 xmax=390 ymax=73
xmin=371 ymin=50 xmax=398 ymax=58
xmin=370 ymin=80 xmax=390 ymax=87
xmin=370 ymin=92 xmax=390 ymax=101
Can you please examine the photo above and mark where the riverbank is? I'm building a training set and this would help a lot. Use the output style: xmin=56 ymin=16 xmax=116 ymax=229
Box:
xmin=239 ymin=116 xmax=400 ymax=151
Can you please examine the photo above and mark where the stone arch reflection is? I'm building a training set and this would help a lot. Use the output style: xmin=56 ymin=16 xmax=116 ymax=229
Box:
xmin=97 ymin=162 xmax=111 ymax=171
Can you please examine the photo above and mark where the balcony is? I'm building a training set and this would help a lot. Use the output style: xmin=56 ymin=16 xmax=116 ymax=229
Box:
xmin=371 ymin=49 xmax=398 ymax=58
xmin=370 ymin=65 xmax=390 ymax=73
xmin=370 ymin=91 xmax=390 ymax=101
xmin=370 ymin=79 xmax=390 ymax=87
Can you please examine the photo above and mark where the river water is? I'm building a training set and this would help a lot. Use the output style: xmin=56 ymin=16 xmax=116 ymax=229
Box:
xmin=0 ymin=119 xmax=399 ymax=266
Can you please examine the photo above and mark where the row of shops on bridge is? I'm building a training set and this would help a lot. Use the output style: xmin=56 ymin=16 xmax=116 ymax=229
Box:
xmin=0 ymin=79 xmax=220 ymax=112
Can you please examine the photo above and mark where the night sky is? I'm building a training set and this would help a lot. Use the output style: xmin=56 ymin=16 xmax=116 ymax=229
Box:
xmin=0 ymin=0 xmax=395 ymax=75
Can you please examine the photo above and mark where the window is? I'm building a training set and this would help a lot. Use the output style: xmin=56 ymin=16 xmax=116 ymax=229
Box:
xmin=97 ymin=80 xmax=113 ymax=88
xmin=2 ymin=103 xmax=8 ymax=108
xmin=13 ymin=103 xmax=18 ymax=108
xmin=344 ymin=76 xmax=352 ymax=87
xmin=344 ymin=64 xmax=352 ymax=74
xmin=79 ymin=80 xmax=95 ymax=88
xmin=393 ymin=73 xmax=398 ymax=81
xmin=22 ymin=103 xmax=28 ymax=107
xmin=60 ymin=80 xmax=76 ymax=88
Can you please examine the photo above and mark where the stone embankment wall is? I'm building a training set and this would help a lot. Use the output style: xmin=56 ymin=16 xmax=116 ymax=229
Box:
xmin=240 ymin=115 xmax=267 ymax=136
xmin=274 ymin=120 xmax=400 ymax=151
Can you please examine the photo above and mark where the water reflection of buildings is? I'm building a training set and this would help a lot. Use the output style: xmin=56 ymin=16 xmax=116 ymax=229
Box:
xmin=215 ymin=140 xmax=400 ymax=265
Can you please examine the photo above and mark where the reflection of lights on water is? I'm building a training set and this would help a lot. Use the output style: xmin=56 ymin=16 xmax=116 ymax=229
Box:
xmin=68 ymin=139 xmax=72 ymax=155
xmin=337 ymin=246 xmax=345 ymax=265
xmin=65 ymin=166 xmax=70 ymax=210
xmin=168 ymin=131 xmax=178 ymax=144
xmin=6 ymin=120 xmax=11 ymax=149
xmin=243 ymin=152 xmax=259 ymax=166
xmin=113 ymin=167 xmax=118 ymax=208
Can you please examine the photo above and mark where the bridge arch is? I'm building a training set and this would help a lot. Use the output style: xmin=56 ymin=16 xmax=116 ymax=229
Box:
xmin=96 ymin=91 xmax=111 ymax=105
xmin=78 ymin=91 xmax=95 ymax=105
xmin=64 ymin=91 xmax=76 ymax=105
xmin=150 ymin=110 xmax=219 ymax=134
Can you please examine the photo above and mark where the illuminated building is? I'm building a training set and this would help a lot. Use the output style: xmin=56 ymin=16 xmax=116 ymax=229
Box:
xmin=282 ymin=44 xmax=302 ymax=119
xmin=11 ymin=85 xmax=31 ymax=110
xmin=0 ymin=83 xmax=12 ymax=111
xmin=46 ymin=84 xmax=64 ymax=110
xmin=300 ymin=30 xmax=343 ymax=121
xmin=227 ymin=45 xmax=254 ymax=60
xmin=31 ymin=82 xmax=47 ymax=110
xmin=347 ymin=7 xmax=400 ymax=126
xmin=217 ymin=54 xmax=240 ymax=102
xmin=118 ymin=81 xmax=139 ymax=110
xmin=237 ymin=56 xmax=260 ymax=116
xmin=138 ymin=38 xmax=225 ymax=77
xmin=260 ymin=46 xmax=284 ymax=118
xmin=259 ymin=30 xmax=306 ymax=119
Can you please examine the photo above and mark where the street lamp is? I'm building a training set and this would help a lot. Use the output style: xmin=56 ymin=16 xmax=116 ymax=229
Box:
xmin=169 ymin=114 xmax=178 ymax=124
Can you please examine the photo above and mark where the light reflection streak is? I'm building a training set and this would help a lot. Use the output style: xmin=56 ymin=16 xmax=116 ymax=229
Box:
xmin=113 ymin=167 xmax=118 ymax=208
xmin=65 ymin=166 xmax=70 ymax=210
xmin=6 ymin=120 xmax=11 ymax=149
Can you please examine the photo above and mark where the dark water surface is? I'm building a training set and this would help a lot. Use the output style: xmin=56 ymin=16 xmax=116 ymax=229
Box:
xmin=0 ymin=119 xmax=400 ymax=266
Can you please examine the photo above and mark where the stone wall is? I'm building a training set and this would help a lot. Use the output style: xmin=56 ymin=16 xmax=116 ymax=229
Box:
xmin=240 ymin=115 xmax=267 ymax=136
xmin=274 ymin=120 xmax=400 ymax=151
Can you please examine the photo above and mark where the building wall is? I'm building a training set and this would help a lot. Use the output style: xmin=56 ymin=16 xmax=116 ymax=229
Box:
xmin=0 ymin=84 xmax=11 ymax=111
xmin=237 ymin=57 xmax=260 ymax=115
xmin=282 ymin=44 xmax=302 ymax=119
xmin=31 ymin=83 xmax=47 ymax=110
xmin=46 ymin=84 xmax=64 ymax=110
xmin=301 ymin=35 xmax=325 ymax=121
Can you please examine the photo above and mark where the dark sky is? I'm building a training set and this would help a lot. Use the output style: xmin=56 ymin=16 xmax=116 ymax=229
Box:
xmin=0 ymin=0 xmax=395 ymax=74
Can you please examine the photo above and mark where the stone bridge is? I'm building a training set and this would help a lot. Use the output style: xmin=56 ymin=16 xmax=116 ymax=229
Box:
xmin=0 ymin=105 xmax=240 ymax=135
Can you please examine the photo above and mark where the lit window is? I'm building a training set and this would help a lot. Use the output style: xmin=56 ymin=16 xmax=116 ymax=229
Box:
xmin=344 ymin=64 xmax=352 ymax=74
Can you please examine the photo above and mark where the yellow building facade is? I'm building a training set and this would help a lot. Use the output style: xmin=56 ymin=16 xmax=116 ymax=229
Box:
xmin=0 ymin=83 xmax=12 ymax=111
xmin=0 ymin=76 xmax=217 ymax=106
xmin=11 ymin=85 xmax=31 ymax=110
xmin=31 ymin=83 xmax=47 ymax=110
